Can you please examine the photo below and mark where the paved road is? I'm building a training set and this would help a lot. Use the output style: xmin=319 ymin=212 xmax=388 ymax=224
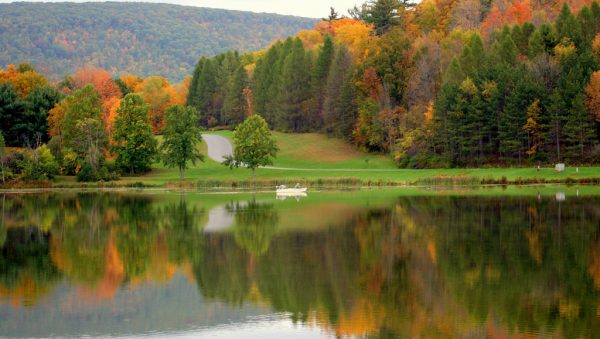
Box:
xmin=203 ymin=134 xmax=233 ymax=163
xmin=202 ymin=133 xmax=400 ymax=172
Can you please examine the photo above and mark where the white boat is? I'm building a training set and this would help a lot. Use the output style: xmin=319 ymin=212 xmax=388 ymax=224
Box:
xmin=276 ymin=185 xmax=308 ymax=194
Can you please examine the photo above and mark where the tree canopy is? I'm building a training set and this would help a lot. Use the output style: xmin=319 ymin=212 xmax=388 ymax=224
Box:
xmin=160 ymin=105 xmax=204 ymax=180
xmin=224 ymin=114 xmax=278 ymax=177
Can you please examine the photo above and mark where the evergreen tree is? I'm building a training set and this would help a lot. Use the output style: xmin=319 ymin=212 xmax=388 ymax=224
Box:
xmin=311 ymin=35 xmax=335 ymax=127
xmin=500 ymin=72 xmax=540 ymax=162
xmin=491 ymin=28 xmax=518 ymax=65
xmin=22 ymin=85 xmax=62 ymax=144
xmin=276 ymin=38 xmax=312 ymax=131
xmin=0 ymin=83 xmax=26 ymax=146
xmin=223 ymin=66 xmax=249 ymax=126
xmin=555 ymin=4 xmax=584 ymax=48
xmin=443 ymin=58 xmax=465 ymax=86
xmin=193 ymin=59 xmax=217 ymax=126
xmin=0 ymin=132 xmax=5 ymax=183
xmin=324 ymin=45 xmax=354 ymax=135
xmin=253 ymin=43 xmax=281 ymax=123
xmin=187 ymin=57 xmax=207 ymax=109
xmin=546 ymin=90 xmax=567 ymax=162
xmin=362 ymin=0 xmax=407 ymax=36
xmin=460 ymin=34 xmax=485 ymax=77
xmin=563 ymin=94 xmax=596 ymax=160
xmin=528 ymin=24 xmax=558 ymax=57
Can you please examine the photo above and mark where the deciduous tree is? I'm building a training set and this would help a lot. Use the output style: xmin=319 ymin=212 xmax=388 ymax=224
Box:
xmin=223 ymin=114 xmax=278 ymax=179
xmin=160 ymin=105 xmax=204 ymax=180
xmin=112 ymin=94 xmax=158 ymax=174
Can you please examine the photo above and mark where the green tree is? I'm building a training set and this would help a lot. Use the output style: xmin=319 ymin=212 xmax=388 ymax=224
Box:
xmin=112 ymin=94 xmax=158 ymax=174
xmin=223 ymin=114 xmax=278 ymax=179
xmin=23 ymin=85 xmax=62 ymax=144
xmin=563 ymin=93 xmax=596 ymax=160
xmin=22 ymin=144 xmax=59 ymax=181
xmin=276 ymin=38 xmax=313 ymax=131
xmin=160 ymin=105 xmax=204 ymax=180
xmin=222 ymin=66 xmax=249 ymax=126
xmin=523 ymin=99 xmax=543 ymax=159
xmin=323 ymin=45 xmax=356 ymax=138
xmin=361 ymin=0 xmax=408 ymax=36
xmin=60 ymin=85 xmax=107 ymax=176
xmin=312 ymin=35 xmax=335 ymax=125
xmin=0 ymin=83 xmax=26 ymax=146
xmin=0 ymin=133 xmax=5 ymax=183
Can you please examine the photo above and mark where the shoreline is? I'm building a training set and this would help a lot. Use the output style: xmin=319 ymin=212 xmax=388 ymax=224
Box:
xmin=2 ymin=175 xmax=600 ymax=191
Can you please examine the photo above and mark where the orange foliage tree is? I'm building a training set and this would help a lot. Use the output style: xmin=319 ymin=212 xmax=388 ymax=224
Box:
xmin=0 ymin=64 xmax=48 ymax=97
xmin=330 ymin=19 xmax=374 ymax=62
xmin=585 ymin=70 xmax=600 ymax=122
xmin=72 ymin=66 xmax=123 ymax=135
xmin=72 ymin=66 xmax=122 ymax=101
xmin=134 ymin=76 xmax=177 ymax=134
xmin=481 ymin=1 xmax=533 ymax=37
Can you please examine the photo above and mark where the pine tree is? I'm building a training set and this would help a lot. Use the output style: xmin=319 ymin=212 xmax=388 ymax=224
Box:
xmin=443 ymin=58 xmax=465 ymax=86
xmin=528 ymin=24 xmax=558 ymax=57
xmin=563 ymin=93 xmax=596 ymax=160
xmin=194 ymin=59 xmax=217 ymax=126
xmin=546 ymin=90 xmax=567 ymax=162
xmin=311 ymin=35 xmax=335 ymax=128
xmin=556 ymin=4 xmax=583 ymax=47
xmin=0 ymin=83 xmax=25 ymax=146
xmin=253 ymin=44 xmax=280 ymax=121
xmin=492 ymin=28 xmax=518 ymax=65
xmin=223 ymin=66 xmax=249 ymax=126
xmin=323 ymin=45 xmax=353 ymax=134
xmin=276 ymin=38 xmax=312 ymax=132
xmin=186 ymin=57 xmax=206 ymax=108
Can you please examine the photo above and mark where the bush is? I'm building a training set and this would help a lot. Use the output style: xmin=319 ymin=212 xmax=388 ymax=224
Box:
xmin=3 ymin=152 xmax=25 ymax=175
xmin=76 ymin=163 xmax=119 ymax=182
xmin=21 ymin=145 xmax=59 ymax=181
xmin=61 ymin=150 xmax=79 ymax=175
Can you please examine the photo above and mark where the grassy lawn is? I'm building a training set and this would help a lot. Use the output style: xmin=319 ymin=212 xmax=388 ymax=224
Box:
xmin=48 ymin=131 xmax=600 ymax=187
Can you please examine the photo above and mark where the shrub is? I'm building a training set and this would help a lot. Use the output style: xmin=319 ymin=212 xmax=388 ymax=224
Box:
xmin=21 ymin=145 xmax=59 ymax=181
xmin=76 ymin=163 xmax=119 ymax=182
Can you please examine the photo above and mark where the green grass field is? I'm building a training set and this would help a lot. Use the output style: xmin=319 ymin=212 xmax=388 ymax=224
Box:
xmin=50 ymin=131 xmax=600 ymax=187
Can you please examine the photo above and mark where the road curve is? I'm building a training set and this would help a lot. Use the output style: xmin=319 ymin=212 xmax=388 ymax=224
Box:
xmin=202 ymin=134 xmax=233 ymax=163
xmin=202 ymin=133 xmax=400 ymax=172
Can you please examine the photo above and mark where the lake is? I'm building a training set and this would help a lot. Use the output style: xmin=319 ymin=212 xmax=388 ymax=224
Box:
xmin=0 ymin=187 xmax=599 ymax=338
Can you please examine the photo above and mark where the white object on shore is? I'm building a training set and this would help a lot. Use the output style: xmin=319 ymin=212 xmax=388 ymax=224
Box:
xmin=276 ymin=185 xmax=308 ymax=194
xmin=555 ymin=163 xmax=565 ymax=172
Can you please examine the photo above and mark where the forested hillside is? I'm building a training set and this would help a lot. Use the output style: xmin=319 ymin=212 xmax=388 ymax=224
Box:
xmin=0 ymin=2 xmax=316 ymax=81
xmin=187 ymin=0 xmax=600 ymax=167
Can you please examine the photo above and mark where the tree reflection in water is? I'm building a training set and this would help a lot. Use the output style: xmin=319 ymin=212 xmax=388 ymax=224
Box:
xmin=0 ymin=191 xmax=598 ymax=337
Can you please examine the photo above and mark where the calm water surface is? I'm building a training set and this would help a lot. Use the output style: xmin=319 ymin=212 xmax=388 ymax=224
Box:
xmin=0 ymin=187 xmax=599 ymax=338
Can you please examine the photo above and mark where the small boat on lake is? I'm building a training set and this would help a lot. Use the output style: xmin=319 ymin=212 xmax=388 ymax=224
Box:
xmin=276 ymin=184 xmax=307 ymax=195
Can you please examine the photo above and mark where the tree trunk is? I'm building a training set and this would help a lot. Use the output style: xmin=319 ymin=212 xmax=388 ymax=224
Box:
xmin=252 ymin=167 xmax=256 ymax=186
xmin=179 ymin=166 xmax=184 ymax=181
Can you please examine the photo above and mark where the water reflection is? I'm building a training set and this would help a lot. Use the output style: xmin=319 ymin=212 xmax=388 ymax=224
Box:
xmin=0 ymin=190 xmax=599 ymax=338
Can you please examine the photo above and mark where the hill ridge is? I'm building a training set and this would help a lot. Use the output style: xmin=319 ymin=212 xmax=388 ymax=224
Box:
xmin=0 ymin=2 xmax=317 ymax=81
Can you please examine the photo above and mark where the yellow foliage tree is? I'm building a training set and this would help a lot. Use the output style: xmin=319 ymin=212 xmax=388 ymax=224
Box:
xmin=134 ymin=76 xmax=177 ymax=134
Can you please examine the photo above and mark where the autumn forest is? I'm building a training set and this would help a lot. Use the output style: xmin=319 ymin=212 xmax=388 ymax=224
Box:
xmin=1 ymin=0 xmax=600 ymax=184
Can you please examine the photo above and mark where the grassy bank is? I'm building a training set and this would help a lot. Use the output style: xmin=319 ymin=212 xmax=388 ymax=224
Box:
xmin=4 ymin=132 xmax=600 ymax=189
